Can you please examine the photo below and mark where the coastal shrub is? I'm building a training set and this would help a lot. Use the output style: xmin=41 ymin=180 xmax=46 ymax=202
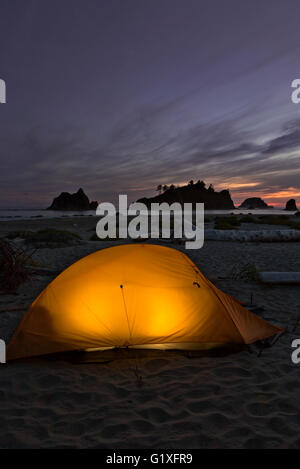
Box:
xmin=238 ymin=214 xmax=300 ymax=228
xmin=214 ymin=221 xmax=238 ymax=230
xmin=256 ymin=215 xmax=291 ymax=226
xmin=6 ymin=230 xmax=34 ymax=239
xmin=239 ymin=215 xmax=258 ymax=223
xmin=90 ymin=233 xmax=121 ymax=241
xmin=230 ymin=262 xmax=259 ymax=281
xmin=215 ymin=216 xmax=241 ymax=226
xmin=24 ymin=228 xmax=81 ymax=247
xmin=0 ymin=239 xmax=31 ymax=293
xmin=214 ymin=216 xmax=240 ymax=230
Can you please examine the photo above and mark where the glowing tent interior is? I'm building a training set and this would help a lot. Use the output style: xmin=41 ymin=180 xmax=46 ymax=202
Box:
xmin=7 ymin=244 xmax=284 ymax=360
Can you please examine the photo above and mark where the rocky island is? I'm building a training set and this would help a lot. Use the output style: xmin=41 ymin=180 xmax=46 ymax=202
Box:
xmin=285 ymin=198 xmax=298 ymax=211
xmin=239 ymin=197 xmax=271 ymax=210
xmin=47 ymin=188 xmax=98 ymax=211
xmin=137 ymin=181 xmax=235 ymax=210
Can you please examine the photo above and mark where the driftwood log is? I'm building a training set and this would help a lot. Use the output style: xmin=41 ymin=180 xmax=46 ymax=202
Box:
xmin=258 ymin=272 xmax=300 ymax=284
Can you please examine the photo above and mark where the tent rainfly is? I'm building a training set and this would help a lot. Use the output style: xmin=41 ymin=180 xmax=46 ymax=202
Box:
xmin=7 ymin=244 xmax=284 ymax=360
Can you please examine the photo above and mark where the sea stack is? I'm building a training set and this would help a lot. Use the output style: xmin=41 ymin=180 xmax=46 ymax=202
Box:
xmin=285 ymin=199 xmax=298 ymax=211
xmin=47 ymin=188 xmax=98 ymax=210
xmin=239 ymin=197 xmax=269 ymax=210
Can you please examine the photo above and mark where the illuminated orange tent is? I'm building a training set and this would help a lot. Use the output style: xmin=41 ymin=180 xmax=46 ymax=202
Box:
xmin=7 ymin=244 xmax=283 ymax=360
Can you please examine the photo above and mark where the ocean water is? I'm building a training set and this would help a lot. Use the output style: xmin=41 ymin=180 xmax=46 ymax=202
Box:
xmin=0 ymin=209 xmax=97 ymax=221
xmin=0 ymin=207 xmax=293 ymax=221
xmin=204 ymin=209 xmax=289 ymax=215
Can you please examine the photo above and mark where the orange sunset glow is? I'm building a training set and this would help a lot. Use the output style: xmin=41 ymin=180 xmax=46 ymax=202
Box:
xmin=215 ymin=182 xmax=300 ymax=207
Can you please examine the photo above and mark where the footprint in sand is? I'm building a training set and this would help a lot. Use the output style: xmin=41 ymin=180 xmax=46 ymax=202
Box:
xmin=247 ymin=402 xmax=274 ymax=417
xmin=269 ymin=417 xmax=295 ymax=436
xmin=144 ymin=358 xmax=170 ymax=372
xmin=138 ymin=406 xmax=170 ymax=423
xmin=101 ymin=423 xmax=128 ymax=439
xmin=187 ymin=399 xmax=216 ymax=414
xmin=132 ymin=419 xmax=155 ymax=433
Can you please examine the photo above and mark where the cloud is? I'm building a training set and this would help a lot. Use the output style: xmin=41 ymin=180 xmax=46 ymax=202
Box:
xmin=262 ymin=119 xmax=300 ymax=155
xmin=1 ymin=102 xmax=300 ymax=207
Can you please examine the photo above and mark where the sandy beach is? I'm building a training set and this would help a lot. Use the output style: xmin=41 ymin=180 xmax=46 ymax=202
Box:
xmin=0 ymin=216 xmax=299 ymax=449
xmin=3 ymin=0 xmax=300 ymax=452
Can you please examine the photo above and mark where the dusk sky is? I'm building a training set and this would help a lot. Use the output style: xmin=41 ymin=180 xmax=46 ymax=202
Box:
xmin=1 ymin=0 xmax=300 ymax=208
